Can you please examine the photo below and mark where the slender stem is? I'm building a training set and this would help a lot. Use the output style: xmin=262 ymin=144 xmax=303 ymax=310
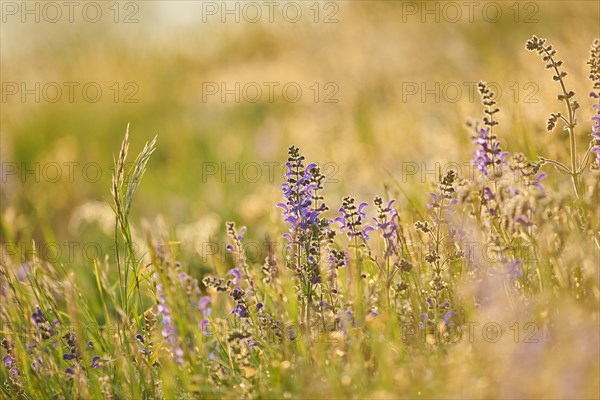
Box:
xmin=542 ymin=46 xmax=582 ymax=199
xmin=541 ymin=159 xmax=571 ymax=175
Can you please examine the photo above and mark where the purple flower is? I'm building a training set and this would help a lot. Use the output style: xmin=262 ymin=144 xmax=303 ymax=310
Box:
xmin=419 ymin=313 xmax=429 ymax=329
xmin=245 ymin=339 xmax=256 ymax=350
xmin=508 ymin=260 xmax=523 ymax=278
xmin=231 ymin=304 xmax=248 ymax=318
xmin=335 ymin=197 xmax=372 ymax=241
xmin=201 ymin=319 xmax=210 ymax=334
xmin=87 ymin=340 xmax=94 ymax=349
xmin=91 ymin=356 xmax=101 ymax=368
xmin=472 ymin=127 xmax=509 ymax=176
xmin=2 ymin=355 xmax=13 ymax=368
xmin=17 ymin=262 xmax=29 ymax=282
xmin=591 ymin=104 xmax=600 ymax=167
xmin=155 ymin=275 xmax=183 ymax=364
xmin=533 ymin=172 xmax=547 ymax=193
xmin=373 ymin=197 xmax=400 ymax=255
xmin=278 ymin=147 xmax=326 ymax=237
xmin=237 ymin=226 xmax=246 ymax=241
xmin=444 ymin=311 xmax=457 ymax=326
xmin=65 ymin=368 xmax=74 ymax=375
xmin=227 ymin=267 xmax=241 ymax=284
xmin=63 ymin=353 xmax=75 ymax=361
xmin=31 ymin=356 xmax=42 ymax=372
xmin=199 ymin=296 xmax=211 ymax=312
xmin=32 ymin=306 xmax=45 ymax=326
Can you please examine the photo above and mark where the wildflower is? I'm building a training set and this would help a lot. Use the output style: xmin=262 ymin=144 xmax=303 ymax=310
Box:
xmin=3 ymin=355 xmax=14 ymax=368
xmin=31 ymin=357 xmax=42 ymax=372
xmin=426 ymin=170 xmax=458 ymax=228
xmin=470 ymin=82 xmax=508 ymax=177
xmin=373 ymin=197 xmax=400 ymax=256
xmin=588 ymin=39 xmax=600 ymax=168
xmin=91 ymin=356 xmax=101 ymax=369
xmin=278 ymin=147 xmax=318 ymax=233
xmin=327 ymin=249 xmax=348 ymax=271
xmin=591 ymin=107 xmax=600 ymax=168
xmin=227 ymin=267 xmax=241 ymax=284
xmin=199 ymin=296 xmax=211 ymax=313
xmin=63 ymin=332 xmax=81 ymax=363
xmin=230 ymin=287 xmax=250 ymax=318
xmin=199 ymin=296 xmax=212 ymax=334
xmin=32 ymin=306 xmax=57 ymax=340
xmin=419 ymin=313 xmax=429 ymax=329
xmin=472 ymin=127 xmax=509 ymax=176
xmin=334 ymin=196 xmax=373 ymax=241
xmin=508 ymin=260 xmax=523 ymax=278
xmin=155 ymin=280 xmax=183 ymax=364
xmin=443 ymin=311 xmax=456 ymax=326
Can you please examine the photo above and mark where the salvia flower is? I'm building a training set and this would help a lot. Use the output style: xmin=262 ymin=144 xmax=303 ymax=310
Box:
xmin=199 ymin=296 xmax=212 ymax=334
xmin=334 ymin=196 xmax=373 ymax=242
xmin=591 ymin=106 xmax=600 ymax=168
xmin=470 ymin=82 xmax=509 ymax=177
xmin=588 ymin=40 xmax=600 ymax=168
xmin=155 ymin=280 xmax=184 ymax=364
xmin=443 ymin=311 xmax=457 ymax=326
xmin=3 ymin=355 xmax=14 ymax=368
xmin=373 ymin=196 xmax=400 ymax=256
xmin=278 ymin=146 xmax=324 ymax=236
xmin=32 ymin=306 xmax=57 ymax=340
xmin=472 ymin=127 xmax=509 ymax=176
xmin=427 ymin=170 xmax=458 ymax=227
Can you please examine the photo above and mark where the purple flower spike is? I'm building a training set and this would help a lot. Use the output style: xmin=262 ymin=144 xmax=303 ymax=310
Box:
xmin=471 ymin=127 xmax=508 ymax=176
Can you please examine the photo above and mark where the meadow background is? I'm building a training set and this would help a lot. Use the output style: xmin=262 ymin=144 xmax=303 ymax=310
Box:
xmin=1 ymin=1 xmax=599 ymax=399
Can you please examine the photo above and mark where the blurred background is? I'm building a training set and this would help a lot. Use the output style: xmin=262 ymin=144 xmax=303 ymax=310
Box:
xmin=1 ymin=0 xmax=598 ymax=267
